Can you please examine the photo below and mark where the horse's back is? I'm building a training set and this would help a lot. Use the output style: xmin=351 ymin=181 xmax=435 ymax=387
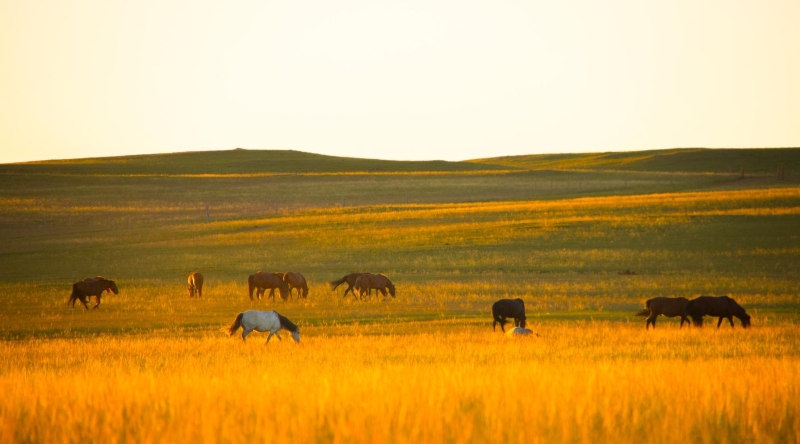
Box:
xmin=189 ymin=272 xmax=204 ymax=286
xmin=649 ymin=297 xmax=689 ymax=316
xmin=493 ymin=298 xmax=524 ymax=316
xmin=242 ymin=310 xmax=280 ymax=331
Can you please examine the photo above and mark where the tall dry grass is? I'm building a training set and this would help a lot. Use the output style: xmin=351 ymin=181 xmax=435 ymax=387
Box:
xmin=1 ymin=322 xmax=797 ymax=443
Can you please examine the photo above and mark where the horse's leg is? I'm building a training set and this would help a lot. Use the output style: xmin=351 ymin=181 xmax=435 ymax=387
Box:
xmin=379 ymin=288 xmax=387 ymax=298
xmin=80 ymin=296 xmax=89 ymax=310
xmin=647 ymin=314 xmax=657 ymax=329
xmin=93 ymin=295 xmax=101 ymax=309
xmin=275 ymin=331 xmax=282 ymax=341
xmin=266 ymin=331 xmax=274 ymax=343
xmin=242 ymin=328 xmax=252 ymax=342
xmin=728 ymin=316 xmax=735 ymax=328
xmin=717 ymin=317 xmax=724 ymax=328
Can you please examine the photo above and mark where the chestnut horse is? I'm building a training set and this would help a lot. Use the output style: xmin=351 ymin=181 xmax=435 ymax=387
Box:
xmin=248 ymin=271 xmax=289 ymax=301
xmin=353 ymin=273 xmax=396 ymax=299
xmin=329 ymin=273 xmax=367 ymax=298
xmin=69 ymin=277 xmax=119 ymax=309
xmin=187 ymin=272 xmax=204 ymax=298
xmin=635 ymin=297 xmax=691 ymax=329
xmin=684 ymin=296 xmax=751 ymax=328
xmin=282 ymin=272 xmax=309 ymax=299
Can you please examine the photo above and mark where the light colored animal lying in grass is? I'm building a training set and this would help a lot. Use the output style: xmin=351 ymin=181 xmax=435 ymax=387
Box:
xmin=505 ymin=327 xmax=535 ymax=337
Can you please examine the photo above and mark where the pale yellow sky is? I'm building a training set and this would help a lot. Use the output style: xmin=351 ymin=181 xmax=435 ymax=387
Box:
xmin=1 ymin=0 xmax=799 ymax=163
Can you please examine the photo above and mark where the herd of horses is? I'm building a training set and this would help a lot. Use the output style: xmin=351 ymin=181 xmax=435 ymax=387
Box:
xmin=68 ymin=273 xmax=752 ymax=343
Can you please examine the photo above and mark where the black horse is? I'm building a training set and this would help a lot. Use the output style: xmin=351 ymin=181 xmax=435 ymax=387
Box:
xmin=684 ymin=296 xmax=751 ymax=328
xmin=492 ymin=298 xmax=526 ymax=332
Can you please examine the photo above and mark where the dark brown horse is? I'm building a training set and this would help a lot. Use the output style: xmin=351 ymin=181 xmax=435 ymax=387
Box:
xmin=187 ymin=272 xmax=204 ymax=298
xmin=684 ymin=296 xmax=751 ymax=328
xmin=329 ymin=273 xmax=367 ymax=298
xmin=69 ymin=277 xmax=119 ymax=309
xmin=635 ymin=297 xmax=691 ymax=329
xmin=492 ymin=298 xmax=526 ymax=332
xmin=354 ymin=273 xmax=396 ymax=299
xmin=248 ymin=271 xmax=289 ymax=301
xmin=282 ymin=272 xmax=309 ymax=299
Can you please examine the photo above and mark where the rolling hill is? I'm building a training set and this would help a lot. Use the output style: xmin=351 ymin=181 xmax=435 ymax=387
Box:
xmin=470 ymin=147 xmax=800 ymax=175
xmin=2 ymin=149 xmax=508 ymax=175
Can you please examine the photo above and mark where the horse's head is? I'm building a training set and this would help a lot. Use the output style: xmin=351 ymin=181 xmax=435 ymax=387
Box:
xmin=290 ymin=329 xmax=301 ymax=343
xmin=740 ymin=314 xmax=752 ymax=328
xmin=519 ymin=317 xmax=527 ymax=329
xmin=109 ymin=281 xmax=119 ymax=294
xmin=691 ymin=316 xmax=704 ymax=327
xmin=388 ymin=283 xmax=396 ymax=298
xmin=278 ymin=281 xmax=289 ymax=300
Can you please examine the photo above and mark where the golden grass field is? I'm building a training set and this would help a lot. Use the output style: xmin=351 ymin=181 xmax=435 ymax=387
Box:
xmin=2 ymin=322 xmax=798 ymax=443
xmin=0 ymin=150 xmax=798 ymax=443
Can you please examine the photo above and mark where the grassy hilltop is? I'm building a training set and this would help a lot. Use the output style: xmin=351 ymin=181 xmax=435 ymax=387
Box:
xmin=4 ymin=148 xmax=507 ymax=175
xmin=472 ymin=147 xmax=800 ymax=174
xmin=0 ymin=147 xmax=799 ymax=442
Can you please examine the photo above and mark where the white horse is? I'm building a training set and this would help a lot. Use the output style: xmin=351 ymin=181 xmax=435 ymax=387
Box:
xmin=227 ymin=310 xmax=300 ymax=343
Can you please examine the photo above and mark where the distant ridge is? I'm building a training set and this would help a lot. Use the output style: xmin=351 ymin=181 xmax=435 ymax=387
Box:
xmin=4 ymin=147 xmax=798 ymax=176
xmin=2 ymin=149 xmax=509 ymax=175
xmin=469 ymin=148 xmax=800 ymax=174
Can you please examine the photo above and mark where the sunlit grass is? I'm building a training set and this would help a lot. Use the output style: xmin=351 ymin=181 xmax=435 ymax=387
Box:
xmin=1 ymin=323 xmax=797 ymax=443
xmin=1 ymin=154 xmax=799 ymax=442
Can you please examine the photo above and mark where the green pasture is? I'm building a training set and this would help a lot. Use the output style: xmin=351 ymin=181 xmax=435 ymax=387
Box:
xmin=0 ymin=148 xmax=798 ymax=340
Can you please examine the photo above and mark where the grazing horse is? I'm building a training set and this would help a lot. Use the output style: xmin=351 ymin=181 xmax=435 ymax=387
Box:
xmin=635 ymin=297 xmax=691 ymax=329
xmin=282 ymin=272 xmax=309 ymax=299
xmin=329 ymin=273 xmax=367 ymax=298
xmin=492 ymin=298 xmax=526 ymax=332
xmin=69 ymin=277 xmax=119 ymax=309
xmin=187 ymin=272 xmax=204 ymax=298
xmin=248 ymin=271 xmax=289 ymax=301
xmin=354 ymin=273 xmax=396 ymax=299
xmin=684 ymin=296 xmax=751 ymax=328
xmin=227 ymin=310 xmax=300 ymax=343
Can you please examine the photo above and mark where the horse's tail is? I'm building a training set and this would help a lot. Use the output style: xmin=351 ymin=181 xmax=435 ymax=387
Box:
xmin=228 ymin=313 xmax=244 ymax=337
xmin=68 ymin=283 xmax=79 ymax=306
xmin=329 ymin=276 xmax=346 ymax=290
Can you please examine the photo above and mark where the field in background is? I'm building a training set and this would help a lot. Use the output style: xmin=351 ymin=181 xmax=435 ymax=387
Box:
xmin=1 ymin=148 xmax=798 ymax=442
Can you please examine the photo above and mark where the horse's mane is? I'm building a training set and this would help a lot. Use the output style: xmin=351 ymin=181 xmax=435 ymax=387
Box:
xmin=275 ymin=312 xmax=298 ymax=333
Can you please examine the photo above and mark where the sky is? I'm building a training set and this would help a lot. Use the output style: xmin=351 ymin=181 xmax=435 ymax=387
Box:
xmin=1 ymin=0 xmax=799 ymax=164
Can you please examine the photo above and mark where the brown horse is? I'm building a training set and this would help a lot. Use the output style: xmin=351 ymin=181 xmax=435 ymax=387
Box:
xmin=635 ymin=297 xmax=691 ymax=329
xmin=329 ymin=273 xmax=367 ymax=298
xmin=684 ymin=296 xmax=751 ymax=328
xmin=282 ymin=272 xmax=309 ymax=299
xmin=353 ymin=273 xmax=396 ymax=299
xmin=248 ymin=271 xmax=289 ymax=301
xmin=69 ymin=277 xmax=119 ymax=309
xmin=187 ymin=272 xmax=204 ymax=298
